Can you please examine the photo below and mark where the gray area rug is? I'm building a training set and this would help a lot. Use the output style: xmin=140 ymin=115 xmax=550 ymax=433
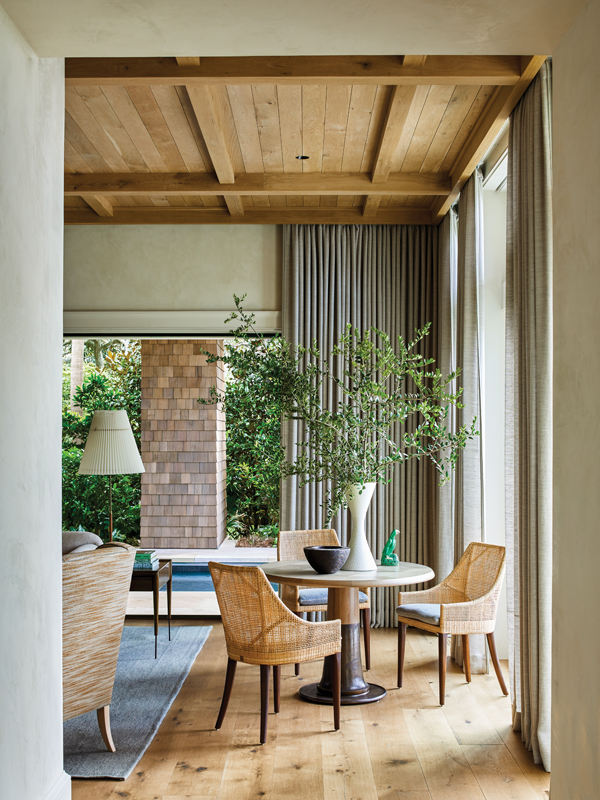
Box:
xmin=64 ymin=625 xmax=212 ymax=780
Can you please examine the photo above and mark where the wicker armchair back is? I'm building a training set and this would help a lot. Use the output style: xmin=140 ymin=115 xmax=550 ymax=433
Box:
xmin=209 ymin=562 xmax=341 ymax=666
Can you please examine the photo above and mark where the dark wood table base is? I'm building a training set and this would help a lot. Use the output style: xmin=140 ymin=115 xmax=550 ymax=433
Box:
xmin=299 ymin=681 xmax=387 ymax=705
xmin=299 ymin=588 xmax=387 ymax=706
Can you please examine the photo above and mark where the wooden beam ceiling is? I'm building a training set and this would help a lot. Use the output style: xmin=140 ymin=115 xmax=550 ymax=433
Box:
xmin=364 ymin=55 xmax=427 ymax=217
xmin=65 ymin=55 xmax=523 ymax=86
xmin=432 ymin=55 xmax=547 ymax=223
xmin=64 ymin=207 xmax=433 ymax=225
xmin=81 ymin=196 xmax=114 ymax=217
xmin=64 ymin=172 xmax=450 ymax=196
xmin=62 ymin=54 xmax=547 ymax=225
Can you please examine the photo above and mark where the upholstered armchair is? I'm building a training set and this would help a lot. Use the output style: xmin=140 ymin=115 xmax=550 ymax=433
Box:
xmin=62 ymin=542 xmax=135 ymax=751
xmin=397 ymin=541 xmax=508 ymax=706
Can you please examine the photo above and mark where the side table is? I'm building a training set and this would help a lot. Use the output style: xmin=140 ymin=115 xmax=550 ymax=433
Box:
xmin=129 ymin=559 xmax=172 ymax=658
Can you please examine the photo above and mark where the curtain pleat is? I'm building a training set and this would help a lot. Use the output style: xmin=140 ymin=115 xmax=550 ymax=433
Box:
xmin=282 ymin=224 xmax=439 ymax=627
xmin=436 ymin=210 xmax=458 ymax=584
xmin=453 ymin=170 xmax=487 ymax=673
xmin=505 ymin=60 xmax=552 ymax=772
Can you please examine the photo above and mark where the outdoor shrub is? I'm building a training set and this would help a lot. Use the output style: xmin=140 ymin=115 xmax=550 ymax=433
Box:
xmin=62 ymin=341 xmax=141 ymax=544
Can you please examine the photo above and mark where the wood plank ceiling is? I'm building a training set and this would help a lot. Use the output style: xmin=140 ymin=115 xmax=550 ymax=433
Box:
xmin=64 ymin=55 xmax=546 ymax=225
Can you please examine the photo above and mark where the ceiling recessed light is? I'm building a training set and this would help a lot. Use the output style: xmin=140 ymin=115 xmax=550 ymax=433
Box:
xmin=295 ymin=155 xmax=309 ymax=160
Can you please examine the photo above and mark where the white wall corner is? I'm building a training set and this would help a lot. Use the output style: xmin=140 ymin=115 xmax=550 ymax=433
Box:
xmin=44 ymin=772 xmax=71 ymax=800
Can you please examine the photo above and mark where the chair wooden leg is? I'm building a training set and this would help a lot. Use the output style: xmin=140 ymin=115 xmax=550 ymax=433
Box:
xmin=487 ymin=632 xmax=509 ymax=695
xmin=293 ymin=611 xmax=302 ymax=676
xmin=438 ymin=634 xmax=448 ymax=705
xmin=273 ymin=665 xmax=281 ymax=713
xmin=462 ymin=634 xmax=471 ymax=683
xmin=362 ymin=608 xmax=371 ymax=671
xmin=260 ymin=664 xmax=270 ymax=745
xmin=97 ymin=706 xmax=116 ymax=753
xmin=397 ymin=622 xmax=407 ymax=688
xmin=215 ymin=657 xmax=237 ymax=730
xmin=332 ymin=650 xmax=341 ymax=731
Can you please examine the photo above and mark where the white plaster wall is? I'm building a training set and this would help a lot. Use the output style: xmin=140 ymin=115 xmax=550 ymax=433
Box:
xmin=481 ymin=189 xmax=508 ymax=659
xmin=0 ymin=0 xmax=586 ymax=58
xmin=0 ymin=8 xmax=68 ymax=800
xmin=64 ymin=225 xmax=282 ymax=313
xmin=553 ymin=1 xmax=600 ymax=796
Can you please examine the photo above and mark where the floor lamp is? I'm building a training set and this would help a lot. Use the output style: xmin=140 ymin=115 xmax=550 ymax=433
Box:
xmin=78 ymin=409 xmax=145 ymax=542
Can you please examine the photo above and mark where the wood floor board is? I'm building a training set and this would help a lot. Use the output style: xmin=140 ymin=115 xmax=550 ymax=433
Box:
xmin=441 ymin=682 xmax=503 ymax=746
xmin=362 ymin=697 xmax=430 ymax=798
xmin=404 ymin=708 xmax=486 ymax=799
xmin=270 ymin=672 xmax=325 ymax=800
xmin=71 ymin=626 xmax=548 ymax=800
xmin=462 ymin=745 xmax=541 ymax=800
xmin=321 ymin=716 xmax=379 ymax=800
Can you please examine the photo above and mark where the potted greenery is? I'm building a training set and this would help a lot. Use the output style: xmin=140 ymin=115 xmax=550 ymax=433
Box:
xmin=282 ymin=323 xmax=477 ymax=570
xmin=204 ymin=298 xmax=476 ymax=568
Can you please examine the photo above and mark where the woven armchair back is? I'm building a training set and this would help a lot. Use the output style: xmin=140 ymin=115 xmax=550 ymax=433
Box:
xmin=277 ymin=529 xmax=339 ymax=560
xmin=277 ymin=529 xmax=340 ymax=610
xmin=62 ymin=542 xmax=135 ymax=721
xmin=444 ymin=542 xmax=505 ymax=603
xmin=209 ymin=562 xmax=340 ymax=666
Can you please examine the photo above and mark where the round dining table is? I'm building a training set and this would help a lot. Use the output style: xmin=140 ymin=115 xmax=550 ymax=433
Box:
xmin=262 ymin=559 xmax=434 ymax=705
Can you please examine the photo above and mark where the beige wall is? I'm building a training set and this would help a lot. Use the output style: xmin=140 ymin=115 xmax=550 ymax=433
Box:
xmin=64 ymin=224 xmax=281 ymax=313
xmin=0 ymin=7 xmax=69 ymax=800
xmin=553 ymin=1 xmax=600 ymax=796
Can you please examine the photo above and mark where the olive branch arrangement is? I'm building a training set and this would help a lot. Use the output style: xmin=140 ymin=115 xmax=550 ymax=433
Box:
xmin=202 ymin=295 xmax=478 ymax=527
xmin=281 ymin=322 xmax=478 ymax=523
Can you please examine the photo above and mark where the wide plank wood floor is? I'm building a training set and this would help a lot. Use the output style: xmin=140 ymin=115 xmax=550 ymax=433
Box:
xmin=72 ymin=622 xmax=550 ymax=800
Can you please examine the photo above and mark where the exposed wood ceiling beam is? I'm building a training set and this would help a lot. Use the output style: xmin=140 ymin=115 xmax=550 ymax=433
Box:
xmin=65 ymin=171 xmax=450 ymax=197
xmin=175 ymin=61 xmax=243 ymax=217
xmin=66 ymin=55 xmax=523 ymax=86
xmin=65 ymin=207 xmax=433 ymax=226
xmin=82 ymin=196 xmax=113 ymax=217
xmin=364 ymin=56 xmax=427 ymax=218
xmin=432 ymin=55 xmax=547 ymax=223
xmin=183 ymin=86 xmax=235 ymax=182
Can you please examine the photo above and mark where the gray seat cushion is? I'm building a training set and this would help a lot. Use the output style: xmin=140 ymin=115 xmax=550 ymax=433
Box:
xmin=62 ymin=530 xmax=103 ymax=556
xmin=299 ymin=588 xmax=369 ymax=606
xmin=396 ymin=603 xmax=441 ymax=626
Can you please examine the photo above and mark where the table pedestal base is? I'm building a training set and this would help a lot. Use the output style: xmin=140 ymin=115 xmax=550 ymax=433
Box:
xmin=299 ymin=593 xmax=387 ymax=706
xmin=299 ymin=682 xmax=387 ymax=706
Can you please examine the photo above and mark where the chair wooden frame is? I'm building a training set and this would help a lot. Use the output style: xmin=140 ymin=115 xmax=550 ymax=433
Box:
xmin=277 ymin=529 xmax=371 ymax=671
xmin=209 ymin=561 xmax=342 ymax=744
xmin=396 ymin=542 xmax=508 ymax=705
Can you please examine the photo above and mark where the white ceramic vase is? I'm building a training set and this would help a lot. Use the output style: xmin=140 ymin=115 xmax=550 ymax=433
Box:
xmin=341 ymin=482 xmax=377 ymax=571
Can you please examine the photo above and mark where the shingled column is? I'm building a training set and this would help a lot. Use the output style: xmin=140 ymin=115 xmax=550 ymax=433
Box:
xmin=140 ymin=340 xmax=226 ymax=549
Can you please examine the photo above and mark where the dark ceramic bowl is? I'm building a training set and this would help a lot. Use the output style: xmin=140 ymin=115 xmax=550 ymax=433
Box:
xmin=304 ymin=545 xmax=350 ymax=574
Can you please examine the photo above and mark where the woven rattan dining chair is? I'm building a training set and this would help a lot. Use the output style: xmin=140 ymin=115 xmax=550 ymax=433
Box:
xmin=396 ymin=542 xmax=508 ymax=706
xmin=278 ymin=529 xmax=371 ymax=671
xmin=209 ymin=562 xmax=342 ymax=745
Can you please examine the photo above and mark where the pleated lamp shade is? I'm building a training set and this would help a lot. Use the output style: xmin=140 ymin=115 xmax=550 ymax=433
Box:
xmin=78 ymin=409 xmax=145 ymax=475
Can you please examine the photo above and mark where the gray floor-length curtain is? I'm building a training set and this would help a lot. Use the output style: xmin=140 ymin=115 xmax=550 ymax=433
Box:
xmin=453 ymin=169 xmax=487 ymax=673
xmin=435 ymin=209 xmax=458 ymax=585
xmin=505 ymin=60 xmax=552 ymax=771
xmin=281 ymin=224 xmax=440 ymax=627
